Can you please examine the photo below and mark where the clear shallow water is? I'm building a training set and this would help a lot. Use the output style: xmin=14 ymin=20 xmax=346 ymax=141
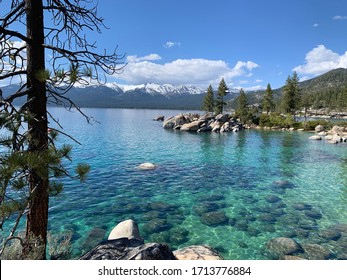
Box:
xmin=16 ymin=108 xmax=347 ymax=259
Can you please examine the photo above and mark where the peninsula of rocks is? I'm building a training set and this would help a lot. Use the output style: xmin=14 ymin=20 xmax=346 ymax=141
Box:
xmin=162 ymin=113 xmax=248 ymax=133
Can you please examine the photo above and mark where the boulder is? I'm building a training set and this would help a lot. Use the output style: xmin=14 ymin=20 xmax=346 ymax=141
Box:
xmin=108 ymin=219 xmax=142 ymax=241
xmin=309 ymin=135 xmax=322 ymax=140
xmin=265 ymin=237 xmax=303 ymax=259
xmin=137 ymin=162 xmax=157 ymax=170
xmin=331 ymin=125 xmax=345 ymax=134
xmin=180 ymin=120 xmax=203 ymax=131
xmin=79 ymin=238 xmax=176 ymax=260
xmin=215 ymin=113 xmax=229 ymax=122
xmin=163 ymin=114 xmax=189 ymax=129
xmin=153 ymin=115 xmax=164 ymax=121
xmin=317 ymin=131 xmax=327 ymax=136
xmin=173 ymin=245 xmax=223 ymax=260
xmin=315 ymin=125 xmax=325 ymax=132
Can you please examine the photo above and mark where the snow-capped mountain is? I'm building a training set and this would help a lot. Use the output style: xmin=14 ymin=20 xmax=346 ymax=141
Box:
xmin=0 ymin=82 xmax=208 ymax=109
xmin=106 ymin=82 xmax=205 ymax=96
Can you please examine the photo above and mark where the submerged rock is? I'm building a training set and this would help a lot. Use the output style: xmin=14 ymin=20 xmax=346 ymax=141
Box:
xmin=319 ymin=229 xmax=341 ymax=241
xmin=142 ymin=218 xmax=172 ymax=234
xmin=173 ymin=245 xmax=223 ymax=260
xmin=302 ymin=244 xmax=332 ymax=260
xmin=265 ymin=237 xmax=303 ymax=259
xmin=265 ymin=194 xmax=282 ymax=203
xmin=200 ymin=211 xmax=229 ymax=226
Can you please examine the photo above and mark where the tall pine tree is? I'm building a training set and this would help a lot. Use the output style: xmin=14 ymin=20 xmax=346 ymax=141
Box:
xmin=202 ymin=85 xmax=215 ymax=112
xmin=262 ymin=83 xmax=275 ymax=114
xmin=281 ymin=72 xmax=301 ymax=118
xmin=0 ymin=0 xmax=123 ymax=259
xmin=215 ymin=78 xmax=229 ymax=114
xmin=237 ymin=88 xmax=249 ymax=123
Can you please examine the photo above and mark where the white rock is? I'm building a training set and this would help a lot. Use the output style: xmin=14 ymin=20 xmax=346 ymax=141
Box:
xmin=108 ymin=219 xmax=142 ymax=240
xmin=309 ymin=135 xmax=322 ymax=140
xmin=137 ymin=162 xmax=157 ymax=170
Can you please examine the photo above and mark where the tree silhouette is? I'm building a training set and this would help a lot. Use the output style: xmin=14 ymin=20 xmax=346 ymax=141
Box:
xmin=0 ymin=0 xmax=124 ymax=259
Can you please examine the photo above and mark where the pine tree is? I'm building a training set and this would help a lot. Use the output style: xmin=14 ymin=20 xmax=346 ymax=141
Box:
xmin=202 ymin=85 xmax=215 ymax=112
xmin=215 ymin=78 xmax=229 ymax=114
xmin=0 ymin=0 xmax=123 ymax=259
xmin=281 ymin=72 xmax=301 ymax=118
xmin=262 ymin=83 xmax=275 ymax=114
xmin=237 ymin=88 xmax=249 ymax=123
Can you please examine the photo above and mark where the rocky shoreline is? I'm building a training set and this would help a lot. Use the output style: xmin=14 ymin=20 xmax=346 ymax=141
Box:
xmin=79 ymin=219 xmax=223 ymax=260
xmin=80 ymin=218 xmax=347 ymax=260
xmin=309 ymin=124 xmax=347 ymax=144
xmin=156 ymin=113 xmax=347 ymax=145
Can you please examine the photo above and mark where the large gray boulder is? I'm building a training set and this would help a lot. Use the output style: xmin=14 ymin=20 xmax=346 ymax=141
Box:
xmin=79 ymin=238 xmax=176 ymax=260
xmin=173 ymin=245 xmax=223 ymax=260
xmin=265 ymin=237 xmax=303 ymax=259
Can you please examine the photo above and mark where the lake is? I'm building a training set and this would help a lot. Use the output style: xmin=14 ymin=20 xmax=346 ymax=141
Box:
xmin=36 ymin=108 xmax=347 ymax=259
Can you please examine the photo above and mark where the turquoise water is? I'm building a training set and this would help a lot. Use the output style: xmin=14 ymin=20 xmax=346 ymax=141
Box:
xmin=13 ymin=108 xmax=347 ymax=259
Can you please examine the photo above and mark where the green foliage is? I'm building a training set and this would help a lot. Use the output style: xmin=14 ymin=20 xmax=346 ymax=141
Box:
xmin=281 ymin=72 xmax=301 ymax=115
xmin=1 ymin=231 xmax=72 ymax=260
xmin=215 ymin=78 xmax=229 ymax=114
xmin=35 ymin=69 xmax=51 ymax=82
xmin=201 ymin=85 xmax=215 ymax=112
xmin=262 ymin=83 xmax=275 ymax=114
xmin=259 ymin=113 xmax=295 ymax=128
xmin=236 ymin=89 xmax=249 ymax=123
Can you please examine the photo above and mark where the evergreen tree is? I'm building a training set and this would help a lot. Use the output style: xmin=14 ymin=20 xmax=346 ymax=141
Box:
xmin=237 ymin=88 xmax=249 ymax=123
xmin=0 ymin=0 xmax=123 ymax=259
xmin=262 ymin=83 xmax=275 ymax=114
xmin=281 ymin=72 xmax=301 ymax=117
xmin=215 ymin=78 xmax=229 ymax=114
xmin=202 ymin=85 xmax=215 ymax=112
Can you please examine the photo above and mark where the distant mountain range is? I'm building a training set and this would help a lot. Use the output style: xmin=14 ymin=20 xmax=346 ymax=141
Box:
xmin=1 ymin=82 xmax=237 ymax=110
xmin=1 ymin=68 xmax=347 ymax=110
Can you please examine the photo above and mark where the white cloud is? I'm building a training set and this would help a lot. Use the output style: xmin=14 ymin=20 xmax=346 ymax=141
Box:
xmin=234 ymin=85 xmax=265 ymax=92
xmin=163 ymin=41 xmax=181 ymax=48
xmin=333 ymin=15 xmax=347 ymax=20
xmin=313 ymin=23 xmax=319 ymax=27
xmin=293 ymin=45 xmax=347 ymax=76
xmin=116 ymin=56 xmax=259 ymax=87
xmin=127 ymin=54 xmax=162 ymax=63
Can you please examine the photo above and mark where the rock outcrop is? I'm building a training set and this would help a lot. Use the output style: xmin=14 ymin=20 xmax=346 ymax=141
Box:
xmin=79 ymin=238 xmax=176 ymax=260
xmin=80 ymin=219 xmax=223 ymax=260
xmin=163 ymin=113 xmax=245 ymax=133
xmin=174 ymin=245 xmax=223 ymax=260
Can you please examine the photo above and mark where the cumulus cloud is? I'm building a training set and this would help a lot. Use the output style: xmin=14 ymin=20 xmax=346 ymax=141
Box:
xmin=293 ymin=45 xmax=347 ymax=76
xmin=116 ymin=56 xmax=259 ymax=87
xmin=163 ymin=41 xmax=181 ymax=48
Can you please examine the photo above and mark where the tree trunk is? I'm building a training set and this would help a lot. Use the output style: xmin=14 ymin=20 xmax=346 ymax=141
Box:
xmin=25 ymin=0 xmax=49 ymax=260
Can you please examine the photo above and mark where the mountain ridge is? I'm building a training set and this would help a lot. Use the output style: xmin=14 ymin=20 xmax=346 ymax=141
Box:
xmin=1 ymin=68 xmax=347 ymax=110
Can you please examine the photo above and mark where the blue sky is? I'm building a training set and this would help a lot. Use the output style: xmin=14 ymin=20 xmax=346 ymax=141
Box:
xmin=94 ymin=0 xmax=347 ymax=90
xmin=2 ymin=0 xmax=347 ymax=90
